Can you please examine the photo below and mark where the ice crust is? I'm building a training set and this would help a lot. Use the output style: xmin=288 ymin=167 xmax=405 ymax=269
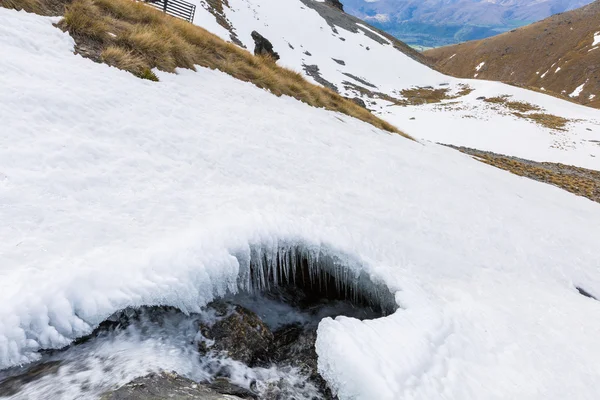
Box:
xmin=2 ymin=8 xmax=600 ymax=400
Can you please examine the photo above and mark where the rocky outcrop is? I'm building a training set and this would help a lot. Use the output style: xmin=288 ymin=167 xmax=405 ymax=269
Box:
xmin=251 ymin=31 xmax=280 ymax=61
xmin=347 ymin=96 xmax=367 ymax=108
xmin=199 ymin=303 xmax=274 ymax=365
xmin=100 ymin=372 xmax=245 ymax=400
xmin=325 ymin=0 xmax=344 ymax=11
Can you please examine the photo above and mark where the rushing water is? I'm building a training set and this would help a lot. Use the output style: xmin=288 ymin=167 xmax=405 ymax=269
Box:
xmin=1 ymin=247 xmax=396 ymax=399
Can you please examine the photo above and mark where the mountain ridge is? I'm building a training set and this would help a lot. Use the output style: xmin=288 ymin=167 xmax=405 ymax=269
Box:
xmin=425 ymin=0 xmax=600 ymax=108
xmin=342 ymin=0 xmax=594 ymax=47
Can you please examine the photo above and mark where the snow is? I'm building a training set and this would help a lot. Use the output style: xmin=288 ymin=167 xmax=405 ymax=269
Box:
xmin=356 ymin=23 xmax=391 ymax=44
xmin=540 ymin=69 xmax=549 ymax=78
xmin=183 ymin=0 xmax=600 ymax=169
xmin=570 ymin=81 xmax=586 ymax=98
xmin=555 ymin=66 xmax=561 ymax=73
xmin=475 ymin=61 xmax=485 ymax=71
xmin=3 ymin=6 xmax=600 ymax=400
xmin=593 ymin=31 xmax=600 ymax=47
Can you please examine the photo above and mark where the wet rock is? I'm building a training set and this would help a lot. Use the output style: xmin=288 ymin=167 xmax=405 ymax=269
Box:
xmin=272 ymin=324 xmax=318 ymax=373
xmin=74 ymin=306 xmax=183 ymax=345
xmin=271 ymin=324 xmax=336 ymax=399
xmin=251 ymin=31 xmax=280 ymax=61
xmin=199 ymin=303 xmax=274 ymax=365
xmin=100 ymin=372 xmax=245 ymax=400
xmin=0 ymin=361 xmax=62 ymax=396
xmin=207 ymin=377 xmax=258 ymax=399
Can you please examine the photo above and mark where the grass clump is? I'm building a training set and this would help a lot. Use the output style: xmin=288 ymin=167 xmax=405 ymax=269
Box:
xmin=513 ymin=112 xmax=570 ymax=130
xmin=484 ymin=95 xmax=541 ymax=112
xmin=398 ymin=84 xmax=473 ymax=106
xmin=1 ymin=0 xmax=44 ymax=13
xmin=50 ymin=0 xmax=407 ymax=136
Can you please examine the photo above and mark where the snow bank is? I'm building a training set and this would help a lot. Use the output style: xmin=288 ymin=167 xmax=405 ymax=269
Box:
xmin=2 ymin=8 xmax=600 ymax=400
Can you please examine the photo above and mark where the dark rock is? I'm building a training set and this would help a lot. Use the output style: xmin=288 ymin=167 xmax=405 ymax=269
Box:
xmin=409 ymin=117 xmax=416 ymax=120
xmin=304 ymin=51 xmax=312 ymax=56
xmin=272 ymin=324 xmax=318 ymax=373
xmin=251 ymin=31 xmax=280 ymax=61
xmin=477 ymin=96 xmax=486 ymax=100
xmin=199 ymin=303 xmax=273 ymax=365
xmin=207 ymin=378 xmax=258 ymax=399
xmin=74 ymin=306 xmax=183 ymax=346
xmin=271 ymin=324 xmax=336 ymax=398
xmin=342 ymin=72 xmax=377 ymax=89
xmin=0 ymin=361 xmax=62 ymax=396
xmin=100 ymin=372 xmax=244 ymax=400
xmin=302 ymin=64 xmax=339 ymax=92
xmin=347 ymin=97 xmax=366 ymax=108
xmin=325 ymin=0 xmax=343 ymax=11
xmin=332 ymin=58 xmax=345 ymax=65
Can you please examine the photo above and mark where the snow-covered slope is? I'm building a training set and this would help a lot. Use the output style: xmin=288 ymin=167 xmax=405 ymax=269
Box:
xmin=2 ymin=7 xmax=600 ymax=400
xmin=190 ymin=0 xmax=600 ymax=170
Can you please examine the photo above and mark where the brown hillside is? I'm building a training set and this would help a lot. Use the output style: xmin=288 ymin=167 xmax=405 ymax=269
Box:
xmin=425 ymin=0 xmax=600 ymax=108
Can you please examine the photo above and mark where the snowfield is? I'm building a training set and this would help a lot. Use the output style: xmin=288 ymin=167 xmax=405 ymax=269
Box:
xmin=187 ymin=0 xmax=600 ymax=170
xmin=2 ymin=6 xmax=600 ymax=400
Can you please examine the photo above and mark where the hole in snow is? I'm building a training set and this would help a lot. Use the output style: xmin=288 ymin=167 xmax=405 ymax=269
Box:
xmin=577 ymin=286 xmax=598 ymax=301
xmin=0 ymin=244 xmax=397 ymax=399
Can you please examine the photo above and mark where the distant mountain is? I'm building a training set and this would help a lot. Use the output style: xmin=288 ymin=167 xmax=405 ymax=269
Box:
xmin=342 ymin=0 xmax=594 ymax=47
xmin=425 ymin=0 xmax=600 ymax=108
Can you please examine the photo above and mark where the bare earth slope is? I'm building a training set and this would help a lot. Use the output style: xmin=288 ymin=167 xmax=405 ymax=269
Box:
xmin=425 ymin=0 xmax=600 ymax=108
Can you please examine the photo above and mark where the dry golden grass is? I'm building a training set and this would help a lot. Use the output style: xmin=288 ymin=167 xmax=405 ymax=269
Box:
xmin=454 ymin=147 xmax=600 ymax=203
xmin=32 ymin=0 xmax=405 ymax=136
xmin=513 ymin=112 xmax=570 ymax=130
xmin=101 ymin=45 xmax=158 ymax=80
xmin=484 ymin=95 xmax=541 ymax=112
xmin=1 ymin=0 xmax=43 ymax=13
xmin=398 ymin=84 xmax=473 ymax=106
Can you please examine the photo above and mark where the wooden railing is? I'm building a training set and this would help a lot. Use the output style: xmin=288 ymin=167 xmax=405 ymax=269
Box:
xmin=145 ymin=0 xmax=196 ymax=22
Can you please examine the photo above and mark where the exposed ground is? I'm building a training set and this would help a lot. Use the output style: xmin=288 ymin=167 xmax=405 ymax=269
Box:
xmin=425 ymin=0 xmax=600 ymax=109
xmin=448 ymin=145 xmax=600 ymax=203
xmin=482 ymin=95 xmax=571 ymax=130
xmin=1 ymin=0 xmax=406 ymax=136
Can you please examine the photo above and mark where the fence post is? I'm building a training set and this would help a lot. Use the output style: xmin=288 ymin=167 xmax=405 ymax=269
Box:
xmin=163 ymin=0 xmax=168 ymax=13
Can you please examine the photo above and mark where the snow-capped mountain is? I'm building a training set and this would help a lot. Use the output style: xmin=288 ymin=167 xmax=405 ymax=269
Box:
xmin=342 ymin=0 xmax=595 ymax=46
xmin=191 ymin=0 xmax=600 ymax=169
xmin=1 ymin=1 xmax=600 ymax=399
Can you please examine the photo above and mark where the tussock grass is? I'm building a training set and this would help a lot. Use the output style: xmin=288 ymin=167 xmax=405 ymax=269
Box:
xmin=513 ymin=112 xmax=570 ymax=130
xmin=1 ymin=0 xmax=43 ymax=13
xmin=484 ymin=95 xmax=541 ymax=112
xmin=47 ymin=0 xmax=406 ymax=136
xmin=452 ymin=146 xmax=600 ymax=203
xmin=398 ymin=84 xmax=473 ymax=106
xmin=101 ymin=45 xmax=158 ymax=80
